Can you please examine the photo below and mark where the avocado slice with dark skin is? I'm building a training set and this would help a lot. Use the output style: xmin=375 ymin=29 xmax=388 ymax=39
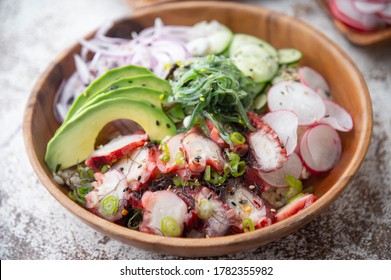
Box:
xmin=99 ymin=74 xmax=172 ymax=95
xmin=64 ymin=65 xmax=153 ymax=123
xmin=45 ymin=97 xmax=176 ymax=171
xmin=66 ymin=86 xmax=168 ymax=123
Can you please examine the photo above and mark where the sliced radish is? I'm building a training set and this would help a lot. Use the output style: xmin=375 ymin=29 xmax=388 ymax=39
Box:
xmin=275 ymin=193 xmax=318 ymax=222
xmin=299 ymin=124 xmax=342 ymax=174
xmin=259 ymin=152 xmax=303 ymax=187
xmin=139 ymin=190 xmax=188 ymax=237
xmin=378 ymin=3 xmax=391 ymax=19
xmin=248 ymin=123 xmax=287 ymax=172
xmin=330 ymin=0 xmax=385 ymax=31
xmin=298 ymin=66 xmax=331 ymax=96
xmin=85 ymin=133 xmax=148 ymax=170
xmin=353 ymin=1 xmax=387 ymax=14
xmin=319 ymin=99 xmax=354 ymax=132
xmin=262 ymin=110 xmax=298 ymax=156
xmin=267 ymin=81 xmax=326 ymax=126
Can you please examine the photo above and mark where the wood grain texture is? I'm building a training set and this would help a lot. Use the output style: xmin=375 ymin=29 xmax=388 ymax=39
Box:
xmin=318 ymin=0 xmax=391 ymax=46
xmin=23 ymin=0 xmax=372 ymax=257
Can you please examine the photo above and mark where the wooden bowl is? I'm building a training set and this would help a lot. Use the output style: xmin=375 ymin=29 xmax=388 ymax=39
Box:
xmin=318 ymin=0 xmax=391 ymax=46
xmin=23 ymin=1 xmax=372 ymax=257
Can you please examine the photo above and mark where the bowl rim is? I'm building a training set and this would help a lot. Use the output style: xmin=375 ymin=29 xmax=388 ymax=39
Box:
xmin=23 ymin=0 xmax=373 ymax=256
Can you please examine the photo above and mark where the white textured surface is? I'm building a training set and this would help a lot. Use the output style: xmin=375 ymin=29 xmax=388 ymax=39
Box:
xmin=1 ymin=0 xmax=390 ymax=259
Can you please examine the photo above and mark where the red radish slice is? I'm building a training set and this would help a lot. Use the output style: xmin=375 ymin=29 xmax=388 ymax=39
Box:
xmin=262 ymin=110 xmax=298 ymax=156
xmin=299 ymin=124 xmax=342 ymax=174
xmin=298 ymin=66 xmax=331 ymax=96
xmin=85 ymin=133 xmax=148 ymax=170
xmin=267 ymin=81 xmax=326 ymax=126
xmin=275 ymin=194 xmax=317 ymax=222
xmin=248 ymin=123 xmax=287 ymax=172
xmin=378 ymin=3 xmax=391 ymax=19
xmin=331 ymin=0 xmax=385 ymax=31
xmin=353 ymin=1 xmax=387 ymax=14
xmin=319 ymin=99 xmax=354 ymax=132
xmin=259 ymin=152 xmax=303 ymax=187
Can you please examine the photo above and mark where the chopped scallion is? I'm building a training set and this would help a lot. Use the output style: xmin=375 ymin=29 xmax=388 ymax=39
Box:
xmin=161 ymin=216 xmax=181 ymax=237
xmin=101 ymin=196 xmax=119 ymax=215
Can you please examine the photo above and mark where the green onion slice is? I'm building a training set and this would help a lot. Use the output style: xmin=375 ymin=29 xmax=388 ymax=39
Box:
xmin=197 ymin=198 xmax=213 ymax=220
xmin=101 ymin=196 xmax=119 ymax=215
xmin=229 ymin=132 xmax=246 ymax=145
xmin=161 ymin=216 xmax=181 ymax=237
xmin=242 ymin=218 xmax=255 ymax=233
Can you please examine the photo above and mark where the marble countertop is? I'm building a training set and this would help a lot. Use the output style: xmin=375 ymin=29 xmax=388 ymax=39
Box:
xmin=1 ymin=0 xmax=390 ymax=259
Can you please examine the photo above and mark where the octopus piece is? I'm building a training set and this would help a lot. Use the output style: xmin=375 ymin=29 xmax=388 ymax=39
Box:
xmin=85 ymin=133 xmax=148 ymax=171
xmin=113 ymin=146 xmax=157 ymax=191
xmin=194 ymin=186 xmax=237 ymax=237
xmin=181 ymin=127 xmax=226 ymax=173
xmin=139 ymin=190 xmax=188 ymax=237
xmin=247 ymin=114 xmax=287 ymax=172
xmin=223 ymin=180 xmax=274 ymax=232
xmin=156 ymin=133 xmax=187 ymax=173
xmin=85 ymin=169 xmax=129 ymax=222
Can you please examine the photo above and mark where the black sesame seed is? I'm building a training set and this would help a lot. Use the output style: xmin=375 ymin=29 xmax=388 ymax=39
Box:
xmin=166 ymin=123 xmax=171 ymax=129
xmin=239 ymin=199 xmax=247 ymax=204
xmin=156 ymin=120 xmax=160 ymax=126
xmin=230 ymin=191 xmax=235 ymax=196
xmin=141 ymin=83 xmax=146 ymax=86
xmin=231 ymin=201 xmax=237 ymax=206
xmin=137 ymin=176 xmax=141 ymax=181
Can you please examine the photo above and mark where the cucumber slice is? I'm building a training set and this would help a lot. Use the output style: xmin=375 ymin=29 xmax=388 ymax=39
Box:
xmin=278 ymin=48 xmax=302 ymax=65
xmin=231 ymin=44 xmax=278 ymax=83
xmin=252 ymin=93 xmax=268 ymax=110
xmin=190 ymin=21 xmax=233 ymax=55
xmin=229 ymin=34 xmax=278 ymax=60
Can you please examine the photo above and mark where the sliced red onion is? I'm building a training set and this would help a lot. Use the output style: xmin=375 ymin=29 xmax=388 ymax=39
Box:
xmin=73 ymin=54 xmax=91 ymax=86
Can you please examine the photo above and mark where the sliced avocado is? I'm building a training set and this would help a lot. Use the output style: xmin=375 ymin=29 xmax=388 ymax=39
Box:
xmin=67 ymin=86 xmax=167 ymax=123
xmin=64 ymin=74 xmax=172 ymax=123
xmin=46 ymin=98 xmax=176 ymax=171
xmin=100 ymin=74 xmax=172 ymax=95
xmin=64 ymin=65 xmax=152 ymax=123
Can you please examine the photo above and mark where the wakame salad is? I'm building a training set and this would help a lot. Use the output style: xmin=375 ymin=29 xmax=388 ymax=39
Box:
xmin=46 ymin=19 xmax=353 ymax=237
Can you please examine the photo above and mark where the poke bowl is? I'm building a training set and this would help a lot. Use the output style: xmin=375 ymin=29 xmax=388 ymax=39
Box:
xmin=23 ymin=1 xmax=372 ymax=257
